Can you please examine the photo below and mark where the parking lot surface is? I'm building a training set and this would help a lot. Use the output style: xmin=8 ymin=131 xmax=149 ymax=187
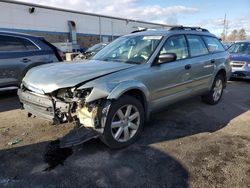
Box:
xmin=0 ymin=81 xmax=249 ymax=188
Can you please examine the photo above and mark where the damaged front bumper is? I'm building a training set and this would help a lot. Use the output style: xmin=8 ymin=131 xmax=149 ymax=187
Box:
xmin=18 ymin=88 xmax=111 ymax=147
xmin=18 ymin=89 xmax=68 ymax=121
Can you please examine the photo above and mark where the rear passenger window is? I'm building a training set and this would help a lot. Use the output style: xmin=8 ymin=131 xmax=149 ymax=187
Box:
xmin=0 ymin=35 xmax=39 ymax=52
xmin=160 ymin=35 xmax=188 ymax=60
xmin=21 ymin=38 xmax=39 ymax=50
xmin=186 ymin=35 xmax=208 ymax=57
xmin=202 ymin=36 xmax=225 ymax=53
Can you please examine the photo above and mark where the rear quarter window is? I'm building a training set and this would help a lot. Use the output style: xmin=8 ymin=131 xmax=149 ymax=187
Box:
xmin=202 ymin=36 xmax=225 ymax=53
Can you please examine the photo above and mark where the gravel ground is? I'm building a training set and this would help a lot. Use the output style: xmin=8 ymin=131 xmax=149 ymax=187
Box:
xmin=0 ymin=80 xmax=249 ymax=188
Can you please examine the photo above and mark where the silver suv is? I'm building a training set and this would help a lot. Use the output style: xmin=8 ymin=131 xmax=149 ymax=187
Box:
xmin=18 ymin=27 xmax=231 ymax=149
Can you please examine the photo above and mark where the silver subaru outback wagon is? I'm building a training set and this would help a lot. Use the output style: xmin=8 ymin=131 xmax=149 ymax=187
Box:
xmin=18 ymin=27 xmax=231 ymax=149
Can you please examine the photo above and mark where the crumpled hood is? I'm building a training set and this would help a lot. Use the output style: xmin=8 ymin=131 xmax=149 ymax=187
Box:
xmin=23 ymin=60 xmax=135 ymax=93
xmin=230 ymin=53 xmax=250 ymax=62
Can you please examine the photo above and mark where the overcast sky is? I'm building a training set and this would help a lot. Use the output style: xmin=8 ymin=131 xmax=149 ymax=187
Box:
xmin=16 ymin=0 xmax=250 ymax=35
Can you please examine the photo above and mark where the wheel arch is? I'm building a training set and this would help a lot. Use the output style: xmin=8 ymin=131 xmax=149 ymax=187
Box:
xmin=215 ymin=68 xmax=227 ymax=88
xmin=107 ymin=81 xmax=150 ymax=120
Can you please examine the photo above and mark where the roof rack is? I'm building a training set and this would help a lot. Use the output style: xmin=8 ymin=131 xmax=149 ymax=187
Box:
xmin=169 ymin=26 xmax=209 ymax=32
xmin=130 ymin=26 xmax=209 ymax=34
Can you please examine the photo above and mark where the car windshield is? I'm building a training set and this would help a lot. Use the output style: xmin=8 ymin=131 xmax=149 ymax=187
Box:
xmin=92 ymin=35 xmax=163 ymax=64
xmin=228 ymin=42 xmax=250 ymax=55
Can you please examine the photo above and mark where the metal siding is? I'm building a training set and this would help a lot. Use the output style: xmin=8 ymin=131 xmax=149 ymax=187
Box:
xmin=0 ymin=1 xmax=164 ymax=36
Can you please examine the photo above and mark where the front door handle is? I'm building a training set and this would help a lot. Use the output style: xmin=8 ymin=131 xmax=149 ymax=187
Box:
xmin=185 ymin=64 xmax=191 ymax=70
xmin=211 ymin=59 xmax=215 ymax=64
xmin=21 ymin=58 xmax=31 ymax=63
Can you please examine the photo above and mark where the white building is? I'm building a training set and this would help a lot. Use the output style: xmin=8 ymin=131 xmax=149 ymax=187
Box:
xmin=0 ymin=0 xmax=169 ymax=49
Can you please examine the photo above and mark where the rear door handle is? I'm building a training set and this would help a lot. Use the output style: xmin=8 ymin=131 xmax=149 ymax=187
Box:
xmin=211 ymin=59 xmax=215 ymax=64
xmin=185 ymin=64 xmax=191 ymax=70
xmin=21 ymin=58 xmax=31 ymax=63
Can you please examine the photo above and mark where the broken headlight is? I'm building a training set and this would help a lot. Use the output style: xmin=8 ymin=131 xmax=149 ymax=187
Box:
xmin=73 ymin=88 xmax=93 ymax=99
xmin=56 ymin=88 xmax=74 ymax=101
xmin=56 ymin=88 xmax=92 ymax=102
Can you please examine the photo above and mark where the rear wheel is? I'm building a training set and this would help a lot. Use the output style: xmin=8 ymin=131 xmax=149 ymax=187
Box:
xmin=202 ymin=74 xmax=225 ymax=105
xmin=100 ymin=95 xmax=144 ymax=149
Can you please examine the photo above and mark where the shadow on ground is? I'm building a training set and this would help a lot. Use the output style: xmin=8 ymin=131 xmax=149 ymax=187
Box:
xmin=0 ymin=90 xmax=20 ymax=113
xmin=0 ymin=139 xmax=189 ymax=188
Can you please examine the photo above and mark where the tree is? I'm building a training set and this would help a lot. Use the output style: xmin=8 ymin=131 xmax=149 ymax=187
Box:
xmin=228 ymin=29 xmax=238 ymax=41
xmin=238 ymin=28 xmax=247 ymax=40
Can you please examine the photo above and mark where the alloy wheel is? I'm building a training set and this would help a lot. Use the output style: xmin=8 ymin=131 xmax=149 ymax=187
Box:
xmin=111 ymin=104 xmax=140 ymax=142
xmin=213 ymin=79 xmax=223 ymax=102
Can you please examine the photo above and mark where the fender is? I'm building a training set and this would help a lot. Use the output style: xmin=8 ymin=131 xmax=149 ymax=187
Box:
xmin=107 ymin=80 xmax=151 ymax=119
xmin=107 ymin=80 xmax=150 ymax=102
xmin=83 ymin=80 xmax=151 ymax=119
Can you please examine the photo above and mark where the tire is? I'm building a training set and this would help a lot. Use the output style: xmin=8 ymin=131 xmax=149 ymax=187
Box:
xmin=202 ymin=74 xmax=225 ymax=105
xmin=100 ymin=95 xmax=145 ymax=149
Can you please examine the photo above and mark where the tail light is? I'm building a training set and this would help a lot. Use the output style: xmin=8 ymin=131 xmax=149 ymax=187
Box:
xmin=42 ymin=39 xmax=64 ymax=62
xmin=56 ymin=49 xmax=65 ymax=61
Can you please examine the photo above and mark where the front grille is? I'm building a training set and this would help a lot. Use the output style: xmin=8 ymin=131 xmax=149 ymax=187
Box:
xmin=230 ymin=61 xmax=245 ymax=68
xmin=231 ymin=71 xmax=248 ymax=78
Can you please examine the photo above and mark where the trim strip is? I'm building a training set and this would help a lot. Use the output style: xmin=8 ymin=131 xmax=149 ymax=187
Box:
xmin=0 ymin=86 xmax=18 ymax=91
xmin=0 ymin=28 xmax=121 ymax=39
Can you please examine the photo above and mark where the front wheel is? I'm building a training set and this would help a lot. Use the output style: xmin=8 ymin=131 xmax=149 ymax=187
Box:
xmin=202 ymin=74 xmax=225 ymax=105
xmin=100 ymin=95 xmax=144 ymax=149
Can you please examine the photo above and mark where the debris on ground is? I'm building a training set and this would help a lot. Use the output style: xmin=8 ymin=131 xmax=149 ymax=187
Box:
xmin=21 ymin=132 xmax=28 ymax=136
xmin=1 ymin=127 xmax=10 ymax=134
xmin=7 ymin=138 xmax=23 ymax=146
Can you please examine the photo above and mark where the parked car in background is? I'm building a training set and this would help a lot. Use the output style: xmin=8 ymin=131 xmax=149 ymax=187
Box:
xmin=18 ymin=26 xmax=231 ymax=149
xmin=222 ymin=41 xmax=234 ymax=49
xmin=73 ymin=42 xmax=109 ymax=60
xmin=228 ymin=41 xmax=250 ymax=79
xmin=0 ymin=31 xmax=63 ymax=90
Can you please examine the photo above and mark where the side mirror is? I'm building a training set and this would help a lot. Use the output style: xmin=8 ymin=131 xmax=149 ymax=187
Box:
xmin=157 ymin=53 xmax=177 ymax=64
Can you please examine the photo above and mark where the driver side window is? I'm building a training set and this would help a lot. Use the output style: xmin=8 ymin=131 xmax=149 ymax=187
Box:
xmin=160 ymin=35 xmax=188 ymax=60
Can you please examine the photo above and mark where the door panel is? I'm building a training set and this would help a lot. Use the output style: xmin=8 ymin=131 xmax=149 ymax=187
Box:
xmin=0 ymin=53 xmax=23 ymax=87
xmin=146 ymin=35 xmax=192 ymax=111
xmin=0 ymin=51 xmax=54 ymax=87
xmin=0 ymin=34 xmax=54 ymax=87
xmin=148 ymin=60 xmax=193 ymax=110
xmin=186 ymin=35 xmax=214 ymax=92
xmin=189 ymin=55 xmax=214 ymax=91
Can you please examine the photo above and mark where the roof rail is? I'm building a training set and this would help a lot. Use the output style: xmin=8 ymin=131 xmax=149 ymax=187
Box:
xmin=131 ymin=28 xmax=148 ymax=33
xmin=130 ymin=25 xmax=179 ymax=33
xmin=169 ymin=26 xmax=209 ymax=32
